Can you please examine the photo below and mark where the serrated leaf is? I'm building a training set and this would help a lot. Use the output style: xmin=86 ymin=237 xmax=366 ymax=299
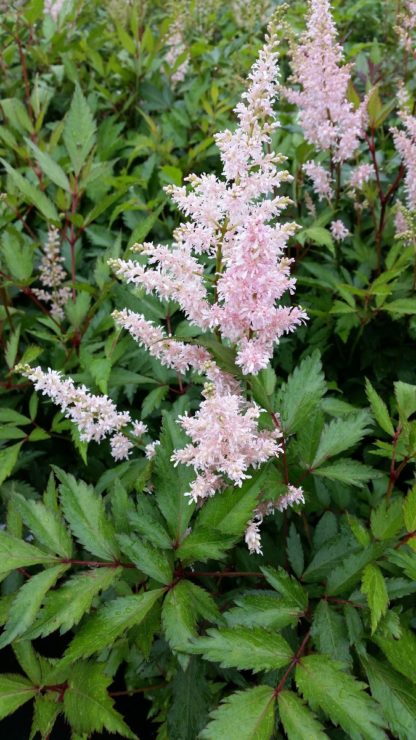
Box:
xmin=161 ymin=580 xmax=218 ymax=652
xmin=24 ymin=567 xmax=121 ymax=639
xmin=63 ymin=85 xmax=96 ymax=175
xmin=141 ymin=385 xmax=168 ymax=419
xmin=394 ymin=381 xmax=416 ymax=422
xmin=1 ymin=159 xmax=58 ymax=220
xmin=311 ymin=411 xmax=372 ymax=468
xmin=278 ymin=352 xmax=326 ymax=435
xmin=0 ymin=674 xmax=37 ymax=720
xmin=63 ymin=662 xmax=135 ymax=738
xmin=361 ymin=563 xmax=389 ymax=634
xmin=0 ymin=530 xmax=58 ymax=572
xmin=326 ymin=543 xmax=385 ymax=596
xmin=15 ymin=494 xmax=72 ymax=558
xmin=312 ymin=600 xmax=351 ymax=663
xmin=26 ymin=140 xmax=70 ymax=191
xmin=54 ymin=469 xmax=119 ymax=561
xmin=194 ymin=467 xmax=267 ymax=536
xmin=30 ymin=694 xmax=60 ymax=740
xmin=371 ymin=499 xmax=404 ymax=541
xmin=261 ymin=566 xmax=308 ymax=610
xmin=387 ymin=548 xmax=416 ymax=580
xmin=365 ymin=379 xmax=394 ymax=436
xmin=278 ymin=690 xmax=328 ymax=740
xmin=365 ymin=656 xmax=416 ymax=740
xmin=313 ymin=459 xmax=378 ymax=487
xmin=0 ymin=442 xmax=23 ymax=486
xmin=154 ymin=413 xmax=195 ymax=540
xmin=117 ymin=533 xmax=173 ymax=584
xmin=196 ymin=626 xmax=292 ymax=672
xmin=0 ymin=565 xmax=67 ymax=647
xmin=64 ymin=588 xmax=163 ymax=661
xmin=225 ymin=592 xmax=302 ymax=630
xmin=199 ymin=684 xmax=275 ymax=740
xmin=375 ymin=626 xmax=416 ymax=685
xmin=129 ymin=497 xmax=172 ymax=549
xmin=176 ymin=527 xmax=236 ymax=564
xmin=287 ymin=523 xmax=304 ymax=576
xmin=167 ymin=657 xmax=211 ymax=740
xmin=403 ymin=487 xmax=416 ymax=533
xmin=0 ymin=409 xmax=31 ymax=425
xmin=295 ymin=654 xmax=386 ymax=739
xmin=303 ymin=535 xmax=355 ymax=582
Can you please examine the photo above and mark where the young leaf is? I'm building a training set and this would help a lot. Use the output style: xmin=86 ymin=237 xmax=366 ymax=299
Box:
xmin=199 ymin=684 xmax=275 ymax=740
xmin=370 ymin=499 xmax=404 ymax=541
xmin=117 ymin=533 xmax=173 ymax=585
xmin=63 ymin=85 xmax=96 ymax=175
xmin=374 ymin=626 xmax=416 ymax=685
xmin=295 ymin=654 xmax=386 ymax=739
xmin=365 ymin=379 xmax=394 ymax=436
xmin=364 ymin=656 xmax=416 ymax=740
xmin=0 ymin=565 xmax=68 ymax=648
xmin=63 ymin=589 xmax=163 ymax=661
xmin=195 ymin=626 xmax=292 ymax=672
xmin=361 ymin=563 xmax=389 ymax=634
xmin=311 ymin=410 xmax=372 ymax=468
xmin=277 ymin=351 xmax=326 ymax=435
xmin=55 ymin=469 xmax=119 ymax=561
xmin=15 ymin=494 xmax=72 ymax=558
xmin=311 ymin=600 xmax=351 ymax=664
xmin=0 ymin=674 xmax=37 ymax=720
xmin=0 ymin=530 xmax=58 ymax=572
xmin=24 ymin=567 xmax=121 ymax=639
xmin=63 ymin=662 xmax=135 ymax=738
xmin=278 ymin=690 xmax=328 ymax=740
xmin=394 ymin=381 xmax=416 ymax=422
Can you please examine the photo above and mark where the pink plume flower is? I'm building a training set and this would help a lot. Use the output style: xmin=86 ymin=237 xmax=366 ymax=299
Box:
xmin=330 ymin=219 xmax=350 ymax=242
xmin=392 ymin=111 xmax=416 ymax=210
xmin=284 ymin=0 xmax=367 ymax=162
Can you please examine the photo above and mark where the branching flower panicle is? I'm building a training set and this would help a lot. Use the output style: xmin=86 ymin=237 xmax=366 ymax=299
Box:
xmin=33 ymin=226 xmax=71 ymax=320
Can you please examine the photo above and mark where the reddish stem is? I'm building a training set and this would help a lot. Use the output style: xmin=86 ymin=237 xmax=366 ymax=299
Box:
xmin=273 ymin=630 xmax=311 ymax=697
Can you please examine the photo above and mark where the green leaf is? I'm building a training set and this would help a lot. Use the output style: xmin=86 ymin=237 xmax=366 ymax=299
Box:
xmin=371 ymin=499 xmax=404 ymax=541
xmin=63 ymin=85 xmax=96 ymax=175
xmin=0 ymin=674 xmax=37 ymax=720
xmin=54 ymin=469 xmax=119 ymax=561
xmin=295 ymin=654 xmax=386 ymax=739
xmin=0 ymin=443 xmax=23 ymax=486
xmin=129 ymin=497 xmax=172 ymax=549
xmin=1 ymin=159 xmax=58 ymax=221
xmin=194 ymin=467 xmax=267 ymax=536
xmin=64 ymin=589 xmax=163 ymax=661
xmin=365 ymin=379 xmax=394 ymax=436
xmin=311 ymin=600 xmax=351 ymax=664
xmin=278 ymin=352 xmax=326 ymax=435
xmin=30 ymin=694 xmax=60 ymax=740
xmin=161 ymin=580 xmax=218 ymax=652
xmin=364 ymin=656 xmax=416 ymax=740
xmin=15 ymin=494 xmax=72 ymax=558
xmin=261 ymin=566 xmax=308 ymax=610
xmin=303 ymin=535 xmax=355 ymax=582
xmin=65 ymin=292 xmax=91 ymax=329
xmin=176 ymin=528 xmax=236 ymax=564
xmin=278 ymin=690 xmax=328 ymax=740
xmin=0 ymin=409 xmax=31 ymax=425
xmin=303 ymin=226 xmax=335 ymax=254
xmin=326 ymin=543 xmax=385 ymax=596
xmin=287 ymin=523 xmax=304 ymax=577
xmin=375 ymin=626 xmax=416 ymax=685
xmin=311 ymin=410 xmax=372 ymax=468
xmin=383 ymin=298 xmax=416 ymax=316
xmin=117 ymin=533 xmax=173 ymax=584
xmin=313 ymin=459 xmax=379 ymax=487
xmin=196 ymin=626 xmax=292 ymax=672
xmin=199 ymin=685 xmax=275 ymax=740
xmin=63 ymin=662 xmax=136 ymax=738
xmin=0 ymin=565 xmax=67 ymax=647
xmin=403 ymin=487 xmax=416 ymax=533
xmin=394 ymin=381 xmax=416 ymax=422
xmin=5 ymin=327 xmax=21 ymax=368
xmin=141 ymin=385 xmax=168 ymax=419
xmin=361 ymin=563 xmax=389 ymax=634
xmin=224 ymin=593 xmax=302 ymax=630
xmin=0 ymin=530 xmax=58 ymax=572
xmin=24 ymin=567 xmax=121 ymax=639
xmin=26 ymin=140 xmax=71 ymax=191
xmin=154 ymin=413 xmax=195 ymax=540
xmin=167 ymin=657 xmax=211 ymax=740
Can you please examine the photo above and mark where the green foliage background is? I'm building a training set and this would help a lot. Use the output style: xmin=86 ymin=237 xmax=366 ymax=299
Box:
xmin=0 ymin=0 xmax=416 ymax=738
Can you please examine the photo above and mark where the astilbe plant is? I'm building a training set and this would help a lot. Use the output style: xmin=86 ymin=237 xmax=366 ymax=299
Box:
xmin=21 ymin=24 xmax=306 ymax=553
